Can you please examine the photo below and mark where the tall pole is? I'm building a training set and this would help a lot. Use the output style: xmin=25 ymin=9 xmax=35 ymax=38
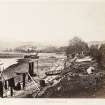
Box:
xmin=0 ymin=63 xmax=4 ymax=98
xmin=23 ymin=73 xmax=26 ymax=90
xmin=0 ymin=81 xmax=3 ymax=98
xmin=36 ymin=59 xmax=39 ymax=77
xmin=10 ymin=87 xmax=13 ymax=96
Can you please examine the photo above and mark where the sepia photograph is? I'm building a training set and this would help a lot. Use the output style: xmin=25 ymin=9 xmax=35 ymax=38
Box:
xmin=0 ymin=0 xmax=105 ymax=101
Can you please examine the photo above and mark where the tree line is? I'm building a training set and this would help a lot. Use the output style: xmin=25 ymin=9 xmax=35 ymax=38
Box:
xmin=65 ymin=36 xmax=105 ymax=69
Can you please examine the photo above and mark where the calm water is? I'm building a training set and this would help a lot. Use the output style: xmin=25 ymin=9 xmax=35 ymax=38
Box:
xmin=0 ymin=53 xmax=65 ymax=71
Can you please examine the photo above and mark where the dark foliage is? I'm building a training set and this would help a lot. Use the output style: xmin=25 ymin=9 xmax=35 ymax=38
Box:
xmin=65 ymin=37 xmax=89 ymax=57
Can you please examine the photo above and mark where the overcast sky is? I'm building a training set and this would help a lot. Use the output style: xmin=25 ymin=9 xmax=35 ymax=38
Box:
xmin=0 ymin=0 xmax=105 ymax=46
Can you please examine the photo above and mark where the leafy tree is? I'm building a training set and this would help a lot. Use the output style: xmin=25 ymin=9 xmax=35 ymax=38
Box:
xmin=89 ymin=45 xmax=101 ymax=63
xmin=99 ymin=44 xmax=105 ymax=68
xmin=65 ymin=37 xmax=89 ymax=57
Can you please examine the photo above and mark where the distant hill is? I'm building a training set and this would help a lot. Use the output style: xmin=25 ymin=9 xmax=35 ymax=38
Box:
xmin=0 ymin=41 xmax=59 ymax=53
xmin=14 ymin=44 xmax=66 ymax=53
xmin=0 ymin=40 xmax=105 ymax=53
xmin=0 ymin=41 xmax=51 ymax=51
